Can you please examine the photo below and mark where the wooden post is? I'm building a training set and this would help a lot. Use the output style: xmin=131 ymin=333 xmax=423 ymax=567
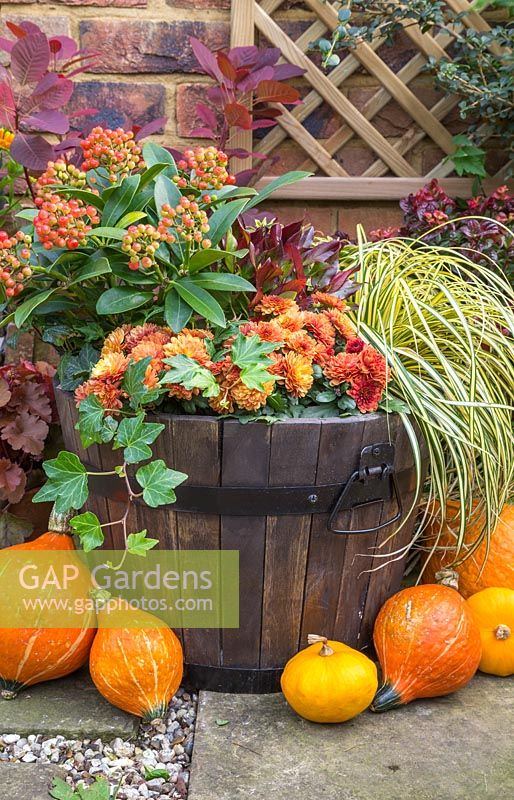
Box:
xmin=230 ymin=0 xmax=255 ymax=174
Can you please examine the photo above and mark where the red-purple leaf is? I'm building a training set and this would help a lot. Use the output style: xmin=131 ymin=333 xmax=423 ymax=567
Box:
xmin=68 ymin=107 xmax=98 ymax=119
xmin=251 ymin=119 xmax=278 ymax=130
xmin=216 ymin=51 xmax=237 ymax=83
xmin=0 ymin=458 xmax=27 ymax=505
xmin=225 ymin=148 xmax=252 ymax=159
xmin=0 ymin=82 xmax=16 ymax=129
xmin=0 ymin=38 xmax=14 ymax=54
xmin=54 ymin=136 xmax=83 ymax=152
xmin=234 ymin=168 xmax=258 ymax=185
xmin=48 ymin=36 xmax=78 ymax=60
xmin=5 ymin=21 xmax=27 ymax=39
xmin=253 ymin=107 xmax=282 ymax=119
xmin=10 ymin=133 xmax=54 ymax=171
xmin=237 ymin=66 xmax=274 ymax=93
xmin=133 ymin=116 xmax=167 ymax=141
xmin=19 ymin=21 xmax=42 ymax=36
xmin=31 ymin=74 xmax=74 ymax=110
xmin=224 ymin=102 xmax=252 ymax=130
xmin=190 ymin=126 xmax=216 ymax=139
xmin=195 ymin=102 xmax=217 ymax=129
xmin=11 ymin=33 xmax=50 ymax=87
xmin=253 ymin=48 xmax=281 ymax=70
xmin=189 ymin=37 xmax=221 ymax=80
xmin=272 ymin=63 xmax=306 ymax=80
xmin=255 ymin=80 xmax=301 ymax=104
xmin=207 ymin=86 xmax=224 ymax=105
xmin=228 ymin=46 xmax=259 ymax=68
xmin=24 ymin=110 xmax=70 ymax=135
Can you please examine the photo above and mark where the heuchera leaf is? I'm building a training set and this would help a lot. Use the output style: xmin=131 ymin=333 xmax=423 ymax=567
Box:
xmin=11 ymin=33 xmax=50 ymax=87
xmin=10 ymin=132 xmax=55 ymax=171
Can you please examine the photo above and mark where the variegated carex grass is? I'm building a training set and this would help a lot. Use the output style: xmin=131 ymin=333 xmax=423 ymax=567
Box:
xmin=343 ymin=231 xmax=514 ymax=565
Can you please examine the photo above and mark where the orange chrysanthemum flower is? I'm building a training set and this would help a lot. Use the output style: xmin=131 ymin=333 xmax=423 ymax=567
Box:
xmin=284 ymin=330 xmax=318 ymax=360
xmin=359 ymin=344 xmax=388 ymax=383
xmin=130 ymin=339 xmax=165 ymax=371
xmin=167 ymin=384 xmax=197 ymax=402
xmin=239 ymin=320 xmax=285 ymax=344
xmin=275 ymin=310 xmax=305 ymax=333
xmin=101 ymin=327 xmax=125 ymax=356
xmin=310 ymin=291 xmax=347 ymax=310
xmin=275 ymin=351 xmax=313 ymax=397
xmin=163 ymin=334 xmax=211 ymax=367
xmin=231 ymin=379 xmax=274 ymax=412
xmin=90 ymin=352 xmax=129 ymax=381
xmin=323 ymin=308 xmax=355 ymax=340
xmin=75 ymin=378 xmax=123 ymax=410
xmin=256 ymin=296 xmax=299 ymax=316
xmin=323 ymin=352 xmax=359 ymax=386
xmin=303 ymin=312 xmax=336 ymax=348
xmin=124 ymin=323 xmax=164 ymax=351
xmin=181 ymin=328 xmax=214 ymax=340
xmin=348 ymin=375 xmax=384 ymax=413
xmin=208 ymin=379 xmax=235 ymax=414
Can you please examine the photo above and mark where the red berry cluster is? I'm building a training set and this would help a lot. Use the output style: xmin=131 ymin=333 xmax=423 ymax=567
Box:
xmin=34 ymin=160 xmax=87 ymax=198
xmin=121 ymin=224 xmax=176 ymax=271
xmin=158 ymin=198 xmax=212 ymax=249
xmin=80 ymin=127 xmax=143 ymax=183
xmin=175 ymin=146 xmax=236 ymax=191
xmin=0 ymin=231 xmax=32 ymax=298
xmin=34 ymin=197 xmax=100 ymax=251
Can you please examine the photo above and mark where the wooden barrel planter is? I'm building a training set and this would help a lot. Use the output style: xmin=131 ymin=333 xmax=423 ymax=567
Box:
xmin=56 ymin=386 xmax=427 ymax=693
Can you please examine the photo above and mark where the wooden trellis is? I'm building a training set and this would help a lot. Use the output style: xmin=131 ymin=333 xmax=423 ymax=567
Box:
xmin=230 ymin=0 xmax=513 ymax=199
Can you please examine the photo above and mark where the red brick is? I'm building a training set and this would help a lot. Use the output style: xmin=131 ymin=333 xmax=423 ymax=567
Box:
xmin=69 ymin=81 xmax=165 ymax=133
xmin=335 ymin=144 xmax=377 ymax=176
xmin=0 ymin=15 xmax=71 ymax=37
xmin=348 ymin=86 xmax=443 ymax=138
xmin=421 ymin=145 xmax=446 ymax=174
xmin=79 ymin=20 xmax=229 ymax=74
xmin=176 ymin=83 xmax=221 ymax=138
xmin=375 ymin=30 xmax=418 ymax=71
xmin=167 ymin=0 xmax=230 ymax=8
xmin=50 ymin=0 xmax=146 ymax=5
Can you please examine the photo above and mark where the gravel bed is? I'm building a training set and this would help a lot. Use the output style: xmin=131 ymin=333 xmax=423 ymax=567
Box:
xmin=0 ymin=687 xmax=197 ymax=799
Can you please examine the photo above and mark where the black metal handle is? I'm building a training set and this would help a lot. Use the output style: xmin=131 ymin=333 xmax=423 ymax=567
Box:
xmin=327 ymin=443 xmax=403 ymax=535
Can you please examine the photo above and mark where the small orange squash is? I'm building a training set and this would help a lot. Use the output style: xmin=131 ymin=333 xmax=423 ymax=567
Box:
xmin=421 ymin=501 xmax=514 ymax=598
xmin=89 ymin=603 xmax=183 ymax=720
xmin=371 ymin=584 xmax=481 ymax=712
xmin=280 ymin=634 xmax=378 ymax=723
xmin=467 ymin=587 xmax=514 ymax=677
xmin=0 ymin=506 xmax=96 ymax=699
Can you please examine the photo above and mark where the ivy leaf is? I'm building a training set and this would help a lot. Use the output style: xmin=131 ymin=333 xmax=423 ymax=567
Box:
xmin=33 ymin=451 xmax=88 ymax=513
xmin=57 ymin=345 xmax=99 ymax=392
xmin=49 ymin=777 xmax=76 ymax=800
xmin=231 ymin=333 xmax=280 ymax=367
xmin=136 ymin=459 xmax=187 ymax=508
xmin=113 ymin=413 xmax=164 ymax=464
xmin=122 ymin=358 xmax=162 ymax=409
xmin=76 ymin=395 xmax=118 ymax=449
xmin=70 ymin=511 xmax=104 ymax=552
xmin=127 ymin=529 xmax=159 ymax=556
xmin=161 ymin=354 xmax=220 ymax=397
xmin=231 ymin=334 xmax=279 ymax=391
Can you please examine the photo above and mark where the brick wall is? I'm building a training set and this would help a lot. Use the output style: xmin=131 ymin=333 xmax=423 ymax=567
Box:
xmin=0 ymin=0 xmax=485 ymax=234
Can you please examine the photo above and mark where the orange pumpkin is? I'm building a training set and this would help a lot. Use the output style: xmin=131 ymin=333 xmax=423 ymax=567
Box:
xmin=90 ymin=604 xmax=183 ymax=720
xmin=421 ymin=501 xmax=514 ymax=598
xmin=0 ymin=507 xmax=96 ymax=699
xmin=371 ymin=584 xmax=482 ymax=712
xmin=467 ymin=587 xmax=514 ymax=677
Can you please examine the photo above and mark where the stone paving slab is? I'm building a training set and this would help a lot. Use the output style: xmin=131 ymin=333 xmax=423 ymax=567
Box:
xmin=0 ymin=764 xmax=63 ymax=800
xmin=189 ymin=674 xmax=514 ymax=800
xmin=0 ymin=669 xmax=139 ymax=740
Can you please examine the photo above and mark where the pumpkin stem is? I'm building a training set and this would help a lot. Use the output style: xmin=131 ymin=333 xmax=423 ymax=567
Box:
xmin=307 ymin=634 xmax=334 ymax=656
xmin=495 ymin=624 xmax=511 ymax=640
xmin=435 ymin=568 xmax=459 ymax=591
xmin=0 ymin=680 xmax=22 ymax=700
xmin=48 ymin=504 xmax=75 ymax=535
xmin=370 ymin=682 xmax=401 ymax=713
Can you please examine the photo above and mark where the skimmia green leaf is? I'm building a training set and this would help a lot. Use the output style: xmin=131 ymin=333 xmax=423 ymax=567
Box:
xmin=173 ymin=279 xmax=226 ymax=327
